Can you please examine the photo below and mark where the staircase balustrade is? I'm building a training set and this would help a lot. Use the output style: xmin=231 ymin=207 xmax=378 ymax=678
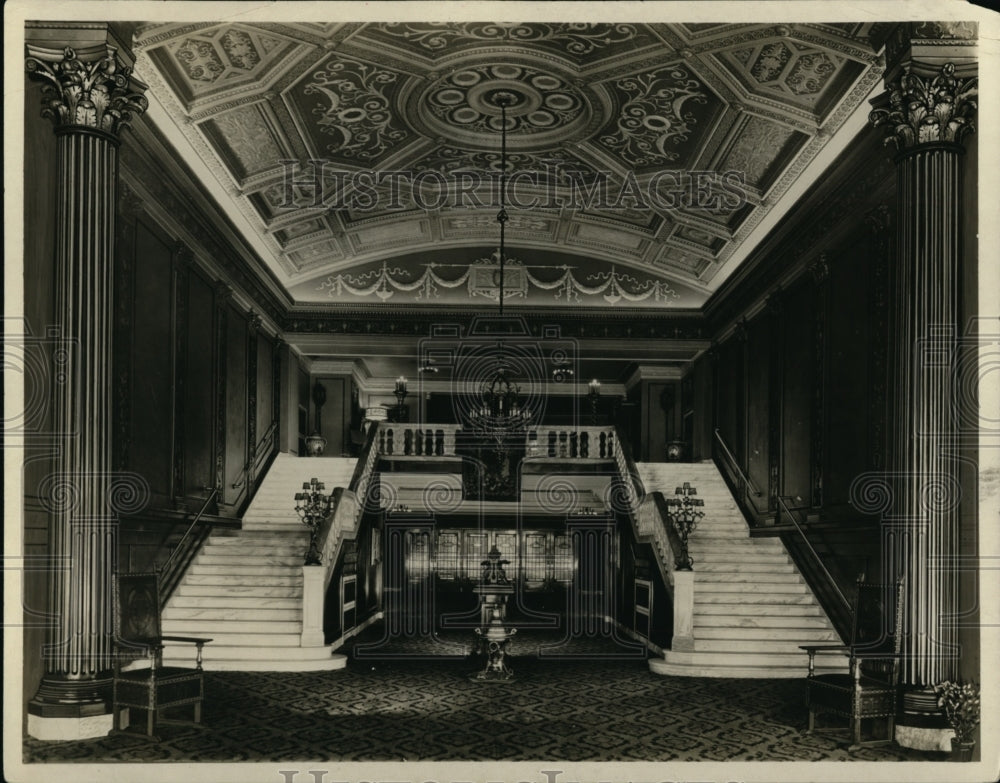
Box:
xmin=377 ymin=424 xmax=460 ymax=456
xmin=315 ymin=423 xmax=381 ymax=586
xmin=528 ymin=426 xmax=616 ymax=459
xmin=612 ymin=431 xmax=699 ymax=653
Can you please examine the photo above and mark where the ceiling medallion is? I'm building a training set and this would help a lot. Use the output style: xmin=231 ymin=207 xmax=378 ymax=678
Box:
xmin=413 ymin=59 xmax=597 ymax=151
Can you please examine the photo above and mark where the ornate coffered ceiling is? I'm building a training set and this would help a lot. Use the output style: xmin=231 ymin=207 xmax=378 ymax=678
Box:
xmin=132 ymin=21 xmax=884 ymax=310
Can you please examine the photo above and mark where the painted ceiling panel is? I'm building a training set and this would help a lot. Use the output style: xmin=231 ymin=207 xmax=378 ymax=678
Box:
xmin=133 ymin=20 xmax=883 ymax=310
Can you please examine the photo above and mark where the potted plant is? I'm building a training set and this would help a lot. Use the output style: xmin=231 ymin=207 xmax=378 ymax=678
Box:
xmin=934 ymin=680 xmax=980 ymax=761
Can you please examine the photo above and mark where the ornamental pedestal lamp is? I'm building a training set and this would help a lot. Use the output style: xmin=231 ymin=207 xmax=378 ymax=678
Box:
xmin=393 ymin=376 xmax=409 ymax=421
xmin=305 ymin=380 xmax=328 ymax=456
xmin=294 ymin=478 xmax=333 ymax=565
xmin=588 ymin=379 xmax=601 ymax=425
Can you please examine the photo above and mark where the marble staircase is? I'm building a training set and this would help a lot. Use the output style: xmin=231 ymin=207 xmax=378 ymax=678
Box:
xmin=161 ymin=453 xmax=357 ymax=671
xmin=636 ymin=461 xmax=846 ymax=678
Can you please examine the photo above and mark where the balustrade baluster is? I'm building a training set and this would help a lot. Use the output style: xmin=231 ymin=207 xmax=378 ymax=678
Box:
xmin=435 ymin=429 xmax=444 ymax=456
xmin=581 ymin=431 xmax=590 ymax=458
xmin=599 ymin=431 xmax=608 ymax=459
xmin=547 ymin=431 xmax=557 ymax=457
xmin=424 ymin=429 xmax=433 ymax=455
xmin=444 ymin=428 xmax=456 ymax=455
xmin=386 ymin=429 xmax=394 ymax=456
xmin=404 ymin=428 xmax=414 ymax=456
xmin=558 ymin=431 xmax=568 ymax=458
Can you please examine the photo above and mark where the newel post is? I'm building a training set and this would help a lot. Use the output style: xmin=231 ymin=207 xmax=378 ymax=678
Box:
xmin=300 ymin=566 xmax=326 ymax=647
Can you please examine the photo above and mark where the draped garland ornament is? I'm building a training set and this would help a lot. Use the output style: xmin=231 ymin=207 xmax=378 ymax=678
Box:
xmin=315 ymin=250 xmax=680 ymax=306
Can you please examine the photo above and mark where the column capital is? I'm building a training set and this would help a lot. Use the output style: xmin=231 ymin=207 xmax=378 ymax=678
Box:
xmin=869 ymin=62 xmax=978 ymax=152
xmin=25 ymin=23 xmax=148 ymax=139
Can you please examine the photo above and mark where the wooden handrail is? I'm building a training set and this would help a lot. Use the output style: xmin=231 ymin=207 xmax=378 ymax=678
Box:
xmin=713 ymin=428 xmax=762 ymax=497
xmin=158 ymin=488 xmax=218 ymax=606
xmin=231 ymin=418 xmax=280 ymax=489
xmin=776 ymin=495 xmax=851 ymax=612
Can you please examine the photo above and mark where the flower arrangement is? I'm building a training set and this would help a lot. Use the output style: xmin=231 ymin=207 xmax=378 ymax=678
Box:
xmin=934 ymin=680 xmax=981 ymax=743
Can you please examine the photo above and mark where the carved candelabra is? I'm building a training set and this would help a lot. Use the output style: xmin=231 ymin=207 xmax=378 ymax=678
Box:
xmin=664 ymin=482 xmax=705 ymax=570
xmin=293 ymin=477 xmax=333 ymax=565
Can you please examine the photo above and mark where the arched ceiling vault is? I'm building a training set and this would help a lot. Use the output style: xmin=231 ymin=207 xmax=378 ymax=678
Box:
xmin=133 ymin=21 xmax=884 ymax=312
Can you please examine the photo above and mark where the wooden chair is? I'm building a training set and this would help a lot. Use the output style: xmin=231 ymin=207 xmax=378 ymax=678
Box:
xmin=801 ymin=576 xmax=905 ymax=748
xmin=112 ymin=573 xmax=212 ymax=739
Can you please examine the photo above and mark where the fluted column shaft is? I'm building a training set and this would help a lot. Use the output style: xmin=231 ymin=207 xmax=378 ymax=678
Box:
xmin=25 ymin=27 xmax=147 ymax=730
xmin=870 ymin=57 xmax=977 ymax=686
xmin=48 ymin=128 xmax=120 ymax=677
xmin=885 ymin=144 xmax=964 ymax=685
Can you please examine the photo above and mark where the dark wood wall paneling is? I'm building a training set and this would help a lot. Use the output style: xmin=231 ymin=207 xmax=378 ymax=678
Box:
xmin=744 ymin=315 xmax=770 ymax=515
xmin=114 ymin=212 xmax=284 ymax=575
xmin=310 ymin=375 xmax=349 ymax=457
xmin=779 ymin=277 xmax=816 ymax=509
xmin=223 ymin=306 xmax=249 ymax=506
xmin=21 ymin=79 xmax=59 ymax=715
xmin=679 ymin=133 xmax=899 ymax=617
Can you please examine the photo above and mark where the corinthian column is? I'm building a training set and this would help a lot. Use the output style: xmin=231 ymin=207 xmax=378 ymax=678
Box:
xmin=25 ymin=23 xmax=147 ymax=740
xmin=868 ymin=25 xmax=977 ymax=692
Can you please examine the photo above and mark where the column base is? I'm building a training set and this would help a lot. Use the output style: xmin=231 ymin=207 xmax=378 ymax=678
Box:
xmin=26 ymin=674 xmax=113 ymax=740
xmin=895 ymin=686 xmax=953 ymax=751
xmin=895 ymin=724 xmax=954 ymax=752
xmin=27 ymin=713 xmax=114 ymax=741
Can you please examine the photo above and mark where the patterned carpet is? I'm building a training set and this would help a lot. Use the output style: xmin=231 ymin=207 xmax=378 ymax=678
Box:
xmin=23 ymin=626 xmax=947 ymax=764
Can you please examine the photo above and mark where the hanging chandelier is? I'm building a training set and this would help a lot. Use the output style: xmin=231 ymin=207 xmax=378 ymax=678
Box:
xmin=467 ymin=92 xmax=532 ymax=436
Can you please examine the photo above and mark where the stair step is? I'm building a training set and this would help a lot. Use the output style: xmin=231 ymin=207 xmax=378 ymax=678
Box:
xmin=196 ymin=554 xmax=304 ymax=566
xmin=170 ymin=595 xmax=301 ymax=608
xmin=694 ymin=614 xmax=832 ymax=629
xmin=662 ymin=649 xmax=828 ymax=668
xmin=212 ymin=531 xmax=308 ymax=541
xmin=693 ymin=637 xmax=838 ymax=653
xmin=160 ymin=632 xmax=302 ymax=647
xmin=695 ymin=592 xmax=818 ymax=605
xmin=652 ymin=653 xmax=846 ymax=678
xmin=694 ymin=602 xmax=821 ymax=615
xmin=163 ymin=644 xmax=335 ymax=661
xmin=165 ymin=653 xmax=348 ymax=672
xmin=175 ymin=584 xmax=301 ymax=598
xmin=184 ymin=574 xmax=302 ymax=586
xmin=201 ymin=544 xmax=304 ymax=557
xmin=696 ymin=543 xmax=783 ymax=554
xmin=695 ymin=572 xmax=802 ymax=583
xmin=696 ymin=581 xmax=807 ymax=593
xmin=697 ymin=553 xmax=789 ymax=563
xmin=163 ymin=607 xmax=303 ymax=621
xmin=162 ymin=619 xmax=302 ymax=634
xmin=188 ymin=564 xmax=300 ymax=576
xmin=695 ymin=626 xmax=840 ymax=641
xmin=697 ymin=562 xmax=794 ymax=573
